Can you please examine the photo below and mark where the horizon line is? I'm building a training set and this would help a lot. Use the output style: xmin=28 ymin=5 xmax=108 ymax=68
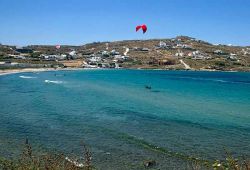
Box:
xmin=1 ymin=36 xmax=250 ymax=47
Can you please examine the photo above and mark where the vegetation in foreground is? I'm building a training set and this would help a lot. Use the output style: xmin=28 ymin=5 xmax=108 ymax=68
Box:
xmin=0 ymin=139 xmax=93 ymax=170
xmin=0 ymin=138 xmax=249 ymax=170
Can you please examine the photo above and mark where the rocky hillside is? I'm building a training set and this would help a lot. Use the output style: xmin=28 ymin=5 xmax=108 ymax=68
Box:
xmin=1 ymin=36 xmax=250 ymax=71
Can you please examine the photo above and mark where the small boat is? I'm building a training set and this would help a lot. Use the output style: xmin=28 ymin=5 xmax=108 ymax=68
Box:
xmin=145 ymin=85 xmax=152 ymax=90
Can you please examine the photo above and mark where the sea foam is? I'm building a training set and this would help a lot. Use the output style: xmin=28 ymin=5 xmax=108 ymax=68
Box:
xmin=19 ymin=76 xmax=37 ymax=79
xmin=44 ymin=80 xmax=64 ymax=84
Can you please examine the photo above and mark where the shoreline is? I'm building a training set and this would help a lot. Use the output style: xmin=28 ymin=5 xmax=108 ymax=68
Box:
xmin=0 ymin=67 xmax=97 ymax=76
xmin=0 ymin=67 xmax=247 ymax=76
xmin=0 ymin=68 xmax=55 ymax=76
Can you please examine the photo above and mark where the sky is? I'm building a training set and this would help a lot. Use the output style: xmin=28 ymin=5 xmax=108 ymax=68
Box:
xmin=0 ymin=0 xmax=250 ymax=46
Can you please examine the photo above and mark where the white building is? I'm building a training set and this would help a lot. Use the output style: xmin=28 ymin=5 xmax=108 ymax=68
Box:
xmin=8 ymin=55 xmax=26 ymax=59
xmin=192 ymin=51 xmax=211 ymax=60
xmin=227 ymin=53 xmax=238 ymax=61
xmin=141 ymin=48 xmax=150 ymax=51
xmin=56 ymin=54 xmax=67 ymax=60
xmin=102 ymin=51 xmax=110 ymax=56
xmin=89 ymin=56 xmax=102 ymax=62
xmin=214 ymin=50 xmax=224 ymax=54
xmin=159 ymin=41 xmax=167 ymax=48
xmin=175 ymin=51 xmax=184 ymax=57
xmin=69 ymin=50 xmax=76 ymax=56
xmin=14 ymin=56 xmax=26 ymax=59
xmin=114 ymin=55 xmax=124 ymax=60
xmin=156 ymin=41 xmax=171 ymax=49
xmin=242 ymin=48 xmax=250 ymax=55
xmin=40 ymin=54 xmax=66 ymax=61
xmin=114 ymin=55 xmax=129 ymax=60
xmin=175 ymin=44 xmax=192 ymax=49
xmin=110 ymin=50 xmax=120 ymax=55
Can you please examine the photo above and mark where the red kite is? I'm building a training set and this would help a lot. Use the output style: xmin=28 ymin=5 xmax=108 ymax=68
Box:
xmin=136 ymin=24 xmax=147 ymax=34
xmin=56 ymin=45 xmax=61 ymax=49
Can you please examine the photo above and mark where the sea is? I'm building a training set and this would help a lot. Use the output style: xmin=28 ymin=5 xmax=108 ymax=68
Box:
xmin=0 ymin=69 xmax=249 ymax=169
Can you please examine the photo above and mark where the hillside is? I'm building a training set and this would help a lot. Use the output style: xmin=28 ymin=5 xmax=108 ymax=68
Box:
xmin=1 ymin=36 xmax=250 ymax=71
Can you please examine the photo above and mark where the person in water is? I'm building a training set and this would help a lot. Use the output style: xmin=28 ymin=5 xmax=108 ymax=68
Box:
xmin=145 ymin=85 xmax=152 ymax=90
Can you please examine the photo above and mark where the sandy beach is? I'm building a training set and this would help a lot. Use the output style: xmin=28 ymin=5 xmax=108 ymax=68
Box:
xmin=0 ymin=68 xmax=54 ymax=76
xmin=0 ymin=68 xmax=92 ymax=76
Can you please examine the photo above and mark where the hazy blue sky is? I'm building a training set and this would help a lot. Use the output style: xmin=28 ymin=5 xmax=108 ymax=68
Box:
xmin=0 ymin=0 xmax=250 ymax=46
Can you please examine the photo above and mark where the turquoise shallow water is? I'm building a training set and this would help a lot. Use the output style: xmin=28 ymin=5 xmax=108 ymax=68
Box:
xmin=0 ymin=70 xmax=250 ymax=169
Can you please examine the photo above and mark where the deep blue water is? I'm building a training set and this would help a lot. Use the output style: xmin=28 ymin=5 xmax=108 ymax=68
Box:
xmin=0 ymin=70 xmax=249 ymax=169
